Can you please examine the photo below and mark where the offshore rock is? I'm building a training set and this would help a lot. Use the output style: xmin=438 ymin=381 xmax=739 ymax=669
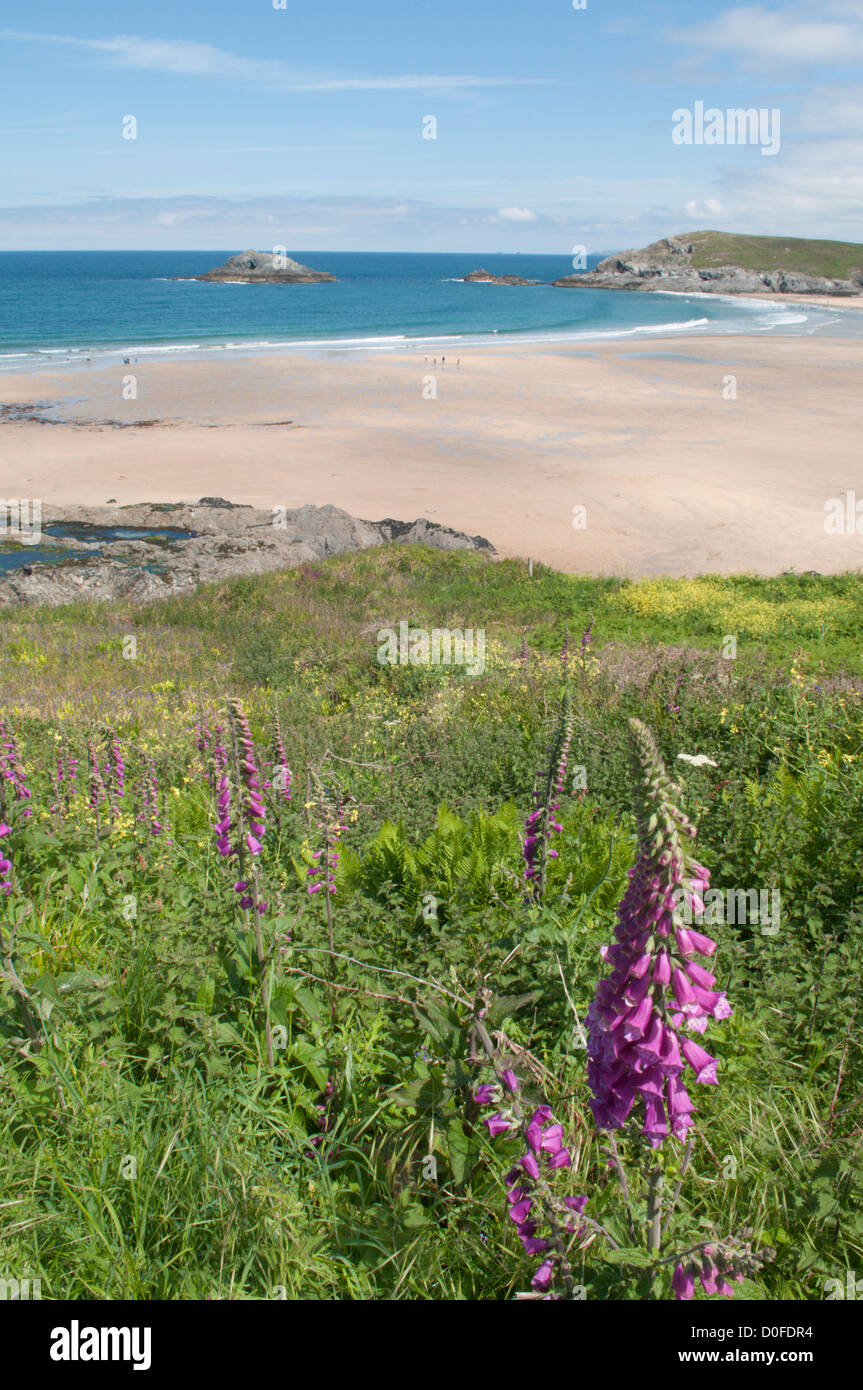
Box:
xmin=461 ymin=268 xmax=538 ymax=285
xmin=191 ymin=250 xmax=337 ymax=283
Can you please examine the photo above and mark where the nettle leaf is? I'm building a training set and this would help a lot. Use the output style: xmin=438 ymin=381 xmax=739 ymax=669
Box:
xmin=486 ymin=991 xmax=542 ymax=1026
xmin=57 ymin=970 xmax=110 ymax=993
xmin=412 ymin=1000 xmax=462 ymax=1048
xmin=796 ymin=1245 xmax=824 ymax=1274
xmin=811 ymin=1190 xmax=840 ymax=1221
xmin=601 ymin=1247 xmax=656 ymax=1269
xmin=397 ymin=1197 xmax=430 ymax=1230
xmin=294 ymin=988 xmax=323 ymax=1026
xmin=30 ymin=974 xmax=61 ymax=1003
xmin=86 ymin=1018 xmax=116 ymax=1042
xmin=444 ymin=1061 xmax=473 ymax=1092
xmin=290 ymin=1040 xmax=330 ymax=1092
xmin=195 ymin=976 xmax=216 ymax=1014
xmin=389 ymin=1074 xmax=452 ymax=1110
xmin=210 ymin=1021 xmax=244 ymax=1046
xmin=445 ymin=1117 xmax=478 ymax=1186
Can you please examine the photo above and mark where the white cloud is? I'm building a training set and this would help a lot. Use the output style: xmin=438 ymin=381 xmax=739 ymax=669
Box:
xmin=496 ymin=207 xmax=538 ymax=221
xmin=674 ymin=85 xmax=863 ymax=236
xmin=684 ymin=197 xmax=723 ymax=216
xmin=0 ymin=30 xmax=553 ymax=93
xmin=669 ymin=4 xmax=863 ymax=69
xmin=711 ymin=148 xmax=863 ymax=234
xmin=794 ymin=83 xmax=863 ymax=134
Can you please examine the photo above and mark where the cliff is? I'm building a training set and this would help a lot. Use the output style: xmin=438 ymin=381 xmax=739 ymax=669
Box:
xmin=0 ymin=501 xmax=494 ymax=609
xmin=553 ymin=233 xmax=863 ymax=296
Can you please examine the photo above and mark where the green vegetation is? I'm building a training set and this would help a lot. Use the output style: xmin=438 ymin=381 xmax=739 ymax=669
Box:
xmin=0 ymin=547 xmax=861 ymax=1300
xmin=684 ymin=229 xmax=863 ymax=279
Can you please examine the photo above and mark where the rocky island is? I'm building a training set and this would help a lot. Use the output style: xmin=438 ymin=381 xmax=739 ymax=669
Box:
xmin=460 ymin=268 xmax=538 ymax=285
xmin=553 ymin=231 xmax=863 ymax=296
xmin=190 ymin=250 xmax=337 ymax=283
xmin=0 ymin=500 xmax=494 ymax=608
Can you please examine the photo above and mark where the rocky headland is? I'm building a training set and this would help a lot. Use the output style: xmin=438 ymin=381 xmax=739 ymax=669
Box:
xmin=553 ymin=236 xmax=863 ymax=296
xmin=189 ymin=251 xmax=337 ymax=283
xmin=0 ymin=501 xmax=494 ymax=608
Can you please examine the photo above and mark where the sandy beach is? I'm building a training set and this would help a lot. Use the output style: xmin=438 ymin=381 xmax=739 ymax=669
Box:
xmin=2 ymin=334 xmax=862 ymax=577
xmin=744 ymin=292 xmax=863 ymax=312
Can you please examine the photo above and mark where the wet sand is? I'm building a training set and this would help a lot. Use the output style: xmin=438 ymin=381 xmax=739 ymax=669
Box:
xmin=1 ymin=335 xmax=862 ymax=576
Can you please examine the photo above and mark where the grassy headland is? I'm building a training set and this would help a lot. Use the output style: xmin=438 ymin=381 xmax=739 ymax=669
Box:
xmin=685 ymin=229 xmax=863 ymax=279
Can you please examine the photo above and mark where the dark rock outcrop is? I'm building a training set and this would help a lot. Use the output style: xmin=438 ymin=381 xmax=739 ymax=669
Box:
xmin=374 ymin=517 xmax=494 ymax=550
xmin=191 ymin=251 xmax=336 ymax=283
xmin=0 ymin=502 xmax=495 ymax=608
xmin=553 ymin=236 xmax=863 ymax=296
xmin=461 ymin=268 xmax=538 ymax=286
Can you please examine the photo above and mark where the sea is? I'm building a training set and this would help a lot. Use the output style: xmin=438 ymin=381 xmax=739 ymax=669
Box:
xmin=0 ymin=250 xmax=857 ymax=374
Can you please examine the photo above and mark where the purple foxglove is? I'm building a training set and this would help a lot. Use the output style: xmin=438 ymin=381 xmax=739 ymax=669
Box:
xmin=677 ymin=926 xmax=717 ymax=957
xmin=587 ymin=718 xmax=730 ymax=1146
xmin=519 ymin=1152 xmax=541 ymax=1180
xmin=485 ymin=1113 xmax=514 ymax=1139
xmin=672 ymin=1264 xmax=695 ymax=1301
xmin=687 ymin=960 xmax=717 ymax=989
xmin=508 ymin=1198 xmax=533 ymax=1225
xmin=531 ymin=1106 xmax=554 ymax=1125
xmin=525 ymin=1120 xmax=543 ymax=1154
xmin=547 ymin=1148 xmax=572 ymax=1169
xmin=539 ymin=1123 xmax=565 ymax=1153
xmin=653 ymin=951 xmax=671 ymax=987
xmin=522 ymin=1237 xmax=551 ymax=1255
xmin=522 ymin=692 xmax=574 ymax=900
xmin=681 ymin=1037 xmax=719 ymax=1084
xmin=531 ymin=1260 xmax=555 ymax=1292
xmin=564 ymin=1195 xmax=588 ymax=1215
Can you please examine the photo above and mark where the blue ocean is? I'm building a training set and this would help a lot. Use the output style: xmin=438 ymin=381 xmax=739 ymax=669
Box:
xmin=0 ymin=250 xmax=851 ymax=372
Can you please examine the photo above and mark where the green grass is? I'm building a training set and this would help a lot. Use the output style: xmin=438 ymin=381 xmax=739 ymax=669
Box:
xmin=683 ymin=229 xmax=863 ymax=279
xmin=3 ymin=550 xmax=863 ymax=729
xmin=1 ymin=547 xmax=861 ymax=1300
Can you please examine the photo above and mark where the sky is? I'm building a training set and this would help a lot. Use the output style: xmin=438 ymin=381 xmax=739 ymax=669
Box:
xmin=1 ymin=0 xmax=862 ymax=251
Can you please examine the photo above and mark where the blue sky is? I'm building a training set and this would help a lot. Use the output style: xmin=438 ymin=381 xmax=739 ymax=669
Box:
xmin=1 ymin=0 xmax=862 ymax=250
